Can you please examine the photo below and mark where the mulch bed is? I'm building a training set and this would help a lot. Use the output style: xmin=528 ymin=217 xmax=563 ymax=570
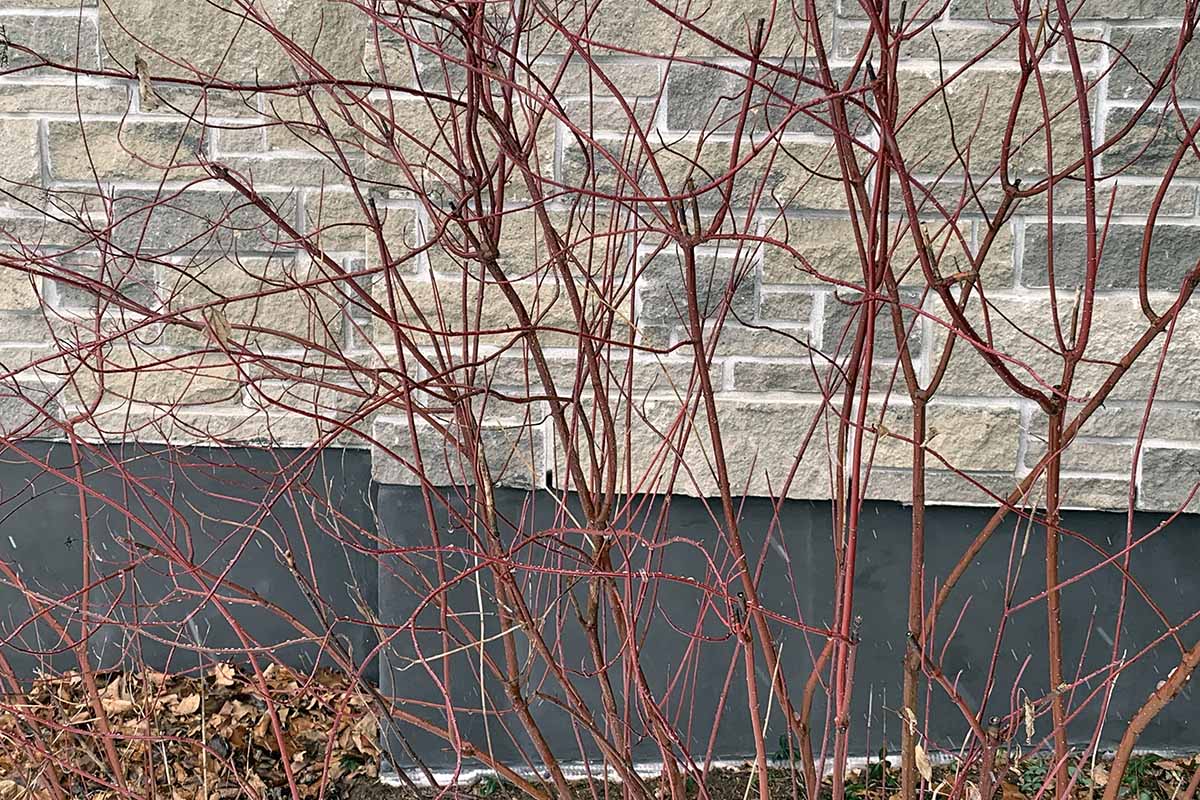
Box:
xmin=0 ymin=666 xmax=1195 ymax=799
xmin=0 ymin=664 xmax=379 ymax=798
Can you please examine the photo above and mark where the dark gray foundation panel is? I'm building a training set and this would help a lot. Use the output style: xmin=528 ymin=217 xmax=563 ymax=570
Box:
xmin=377 ymin=485 xmax=1198 ymax=768
xmin=0 ymin=441 xmax=379 ymax=681
xmin=0 ymin=443 xmax=1193 ymax=768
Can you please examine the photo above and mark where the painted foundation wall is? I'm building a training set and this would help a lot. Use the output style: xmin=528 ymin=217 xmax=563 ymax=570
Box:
xmin=0 ymin=443 xmax=1192 ymax=766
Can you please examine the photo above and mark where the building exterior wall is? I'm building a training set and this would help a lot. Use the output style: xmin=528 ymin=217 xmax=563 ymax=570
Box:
xmin=0 ymin=0 xmax=1197 ymax=512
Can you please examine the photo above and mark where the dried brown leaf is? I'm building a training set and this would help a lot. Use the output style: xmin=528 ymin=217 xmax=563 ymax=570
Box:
xmin=1023 ymin=696 xmax=1035 ymax=744
xmin=915 ymin=743 xmax=933 ymax=783
xmin=211 ymin=662 xmax=236 ymax=687
xmin=173 ymin=694 xmax=201 ymax=716
xmin=205 ymin=307 xmax=233 ymax=348
xmin=101 ymin=697 xmax=135 ymax=715
xmin=135 ymin=53 xmax=159 ymax=110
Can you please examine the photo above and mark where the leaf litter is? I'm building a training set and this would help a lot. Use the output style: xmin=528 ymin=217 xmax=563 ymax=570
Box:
xmin=0 ymin=671 xmax=1196 ymax=800
xmin=0 ymin=662 xmax=380 ymax=799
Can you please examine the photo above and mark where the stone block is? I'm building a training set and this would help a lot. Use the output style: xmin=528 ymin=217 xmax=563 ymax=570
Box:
xmin=1101 ymin=106 xmax=1200 ymax=179
xmin=639 ymin=247 xmax=758 ymax=325
xmin=47 ymin=119 xmax=205 ymax=181
xmin=1022 ymin=222 xmax=1198 ymax=290
xmin=100 ymin=0 xmax=367 ymax=82
xmin=0 ymin=11 xmax=99 ymax=71
xmin=866 ymin=401 xmax=1023 ymax=472
xmin=1138 ymin=446 xmax=1200 ymax=512
xmin=822 ymin=288 xmax=923 ymax=359
xmin=372 ymin=413 xmax=545 ymax=489
xmin=1108 ymin=26 xmax=1200 ymax=102
xmin=0 ymin=119 xmax=41 ymax=187
xmin=894 ymin=68 xmax=1093 ymax=178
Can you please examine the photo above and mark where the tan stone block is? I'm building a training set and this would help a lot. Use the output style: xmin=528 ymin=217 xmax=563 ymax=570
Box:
xmin=67 ymin=345 xmax=242 ymax=408
xmin=895 ymin=68 xmax=1094 ymax=177
xmin=0 ymin=263 xmax=41 ymax=309
xmin=160 ymin=256 xmax=345 ymax=350
xmin=0 ymin=119 xmax=41 ymax=188
xmin=865 ymin=401 xmax=1023 ymax=472
xmin=553 ymin=395 xmax=837 ymax=499
xmin=101 ymin=0 xmax=368 ymax=83
xmin=0 ymin=83 xmax=128 ymax=114
xmin=47 ymin=120 xmax=205 ymax=181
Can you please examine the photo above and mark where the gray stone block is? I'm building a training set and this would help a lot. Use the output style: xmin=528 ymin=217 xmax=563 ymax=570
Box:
xmin=949 ymin=0 xmax=1165 ymax=19
xmin=372 ymin=414 xmax=546 ymax=490
xmin=822 ymin=288 xmax=923 ymax=359
xmin=1108 ymin=26 xmax=1200 ymax=102
xmin=666 ymin=63 xmax=862 ymax=138
xmin=0 ymin=381 xmax=58 ymax=437
xmin=1022 ymin=222 xmax=1198 ymax=290
xmin=0 ymin=11 xmax=100 ymax=71
xmin=110 ymin=189 xmax=295 ymax=254
xmin=1102 ymin=106 xmax=1200 ymax=179
xmin=639 ymin=249 xmax=758 ymax=324
xmin=1139 ymin=446 xmax=1200 ymax=512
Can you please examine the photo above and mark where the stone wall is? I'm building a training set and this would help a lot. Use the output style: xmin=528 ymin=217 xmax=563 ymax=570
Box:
xmin=0 ymin=0 xmax=1198 ymax=512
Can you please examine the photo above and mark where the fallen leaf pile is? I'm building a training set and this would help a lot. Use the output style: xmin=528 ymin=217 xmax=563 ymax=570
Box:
xmin=0 ymin=663 xmax=380 ymax=799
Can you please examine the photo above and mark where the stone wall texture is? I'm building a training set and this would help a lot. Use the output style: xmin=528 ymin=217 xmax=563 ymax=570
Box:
xmin=0 ymin=0 xmax=1198 ymax=512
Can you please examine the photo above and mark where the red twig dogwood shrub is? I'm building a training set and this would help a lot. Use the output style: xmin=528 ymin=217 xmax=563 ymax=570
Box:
xmin=0 ymin=0 xmax=1197 ymax=798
